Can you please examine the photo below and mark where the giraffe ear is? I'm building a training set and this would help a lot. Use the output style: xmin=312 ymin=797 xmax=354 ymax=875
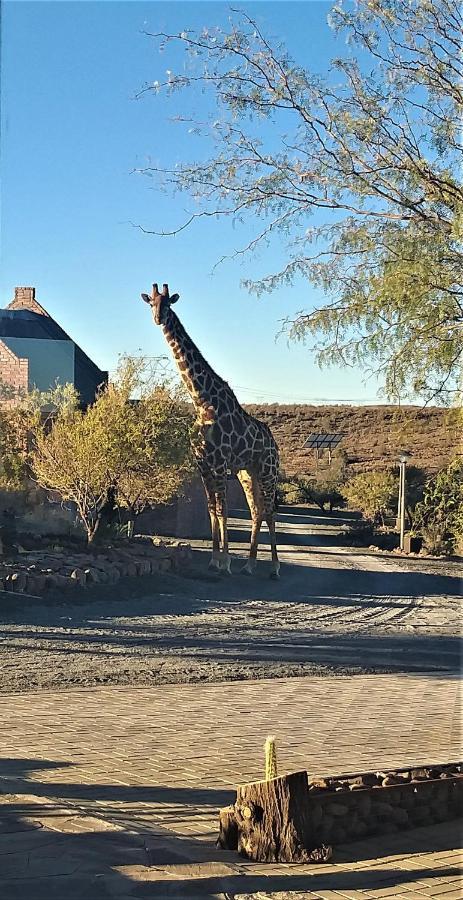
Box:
xmin=170 ymin=293 xmax=180 ymax=304
xmin=141 ymin=293 xmax=151 ymax=304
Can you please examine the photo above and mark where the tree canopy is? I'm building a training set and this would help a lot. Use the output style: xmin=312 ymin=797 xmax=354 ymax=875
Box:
xmin=138 ymin=0 xmax=462 ymax=404
xmin=28 ymin=359 xmax=193 ymax=542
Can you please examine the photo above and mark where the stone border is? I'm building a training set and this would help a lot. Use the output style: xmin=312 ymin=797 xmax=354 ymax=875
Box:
xmin=219 ymin=762 xmax=462 ymax=862
xmin=305 ymin=762 xmax=462 ymax=845
xmin=0 ymin=537 xmax=192 ymax=596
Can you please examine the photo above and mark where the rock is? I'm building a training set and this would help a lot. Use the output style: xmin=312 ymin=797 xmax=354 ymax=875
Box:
xmin=309 ymin=804 xmax=323 ymax=828
xmin=70 ymin=568 xmax=86 ymax=585
xmin=319 ymin=818 xmax=334 ymax=840
xmin=433 ymin=804 xmax=450 ymax=822
xmin=46 ymin=573 xmax=71 ymax=589
xmin=391 ymin=807 xmax=409 ymax=826
xmin=356 ymin=795 xmax=371 ymax=817
xmin=325 ymin=803 xmax=349 ymax=817
xmin=411 ymin=768 xmax=428 ymax=781
xmin=352 ymin=820 xmax=368 ymax=838
xmin=309 ymin=777 xmax=330 ymax=790
xmin=84 ymin=568 xmax=100 ymax=584
xmin=9 ymin=572 xmax=27 ymax=593
xmin=360 ymin=773 xmax=380 ymax=788
xmin=371 ymin=800 xmax=394 ymax=816
xmin=331 ymin=826 xmax=347 ymax=843
xmin=382 ymin=773 xmax=404 ymax=787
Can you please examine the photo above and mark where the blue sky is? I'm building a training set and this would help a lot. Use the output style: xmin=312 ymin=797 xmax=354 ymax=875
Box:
xmin=1 ymin=1 xmax=382 ymax=404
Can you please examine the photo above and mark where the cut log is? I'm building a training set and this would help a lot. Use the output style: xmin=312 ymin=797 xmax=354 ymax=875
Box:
xmin=218 ymin=771 xmax=332 ymax=863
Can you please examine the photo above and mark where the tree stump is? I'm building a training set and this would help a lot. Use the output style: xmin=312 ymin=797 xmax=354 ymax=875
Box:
xmin=218 ymin=771 xmax=332 ymax=863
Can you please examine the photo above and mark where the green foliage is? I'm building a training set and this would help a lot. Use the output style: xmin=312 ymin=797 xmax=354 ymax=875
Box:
xmin=0 ymin=409 xmax=26 ymax=490
xmin=264 ymin=736 xmax=278 ymax=781
xmin=98 ymin=357 xmax=194 ymax=526
xmin=279 ymin=463 xmax=346 ymax=512
xmin=141 ymin=1 xmax=462 ymax=403
xmin=412 ymin=459 xmax=463 ymax=555
xmin=30 ymin=399 xmax=110 ymax=543
xmin=28 ymin=359 xmax=193 ymax=542
xmin=342 ymin=470 xmax=398 ymax=525
xmin=400 ymin=466 xmax=428 ymax=524
xmin=0 ymin=383 xmax=82 ymax=496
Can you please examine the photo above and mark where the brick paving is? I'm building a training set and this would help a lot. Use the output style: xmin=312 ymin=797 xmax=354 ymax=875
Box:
xmin=0 ymin=673 xmax=461 ymax=898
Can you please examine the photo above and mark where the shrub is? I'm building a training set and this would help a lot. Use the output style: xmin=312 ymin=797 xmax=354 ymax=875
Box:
xmin=342 ymin=471 xmax=398 ymax=526
xmin=413 ymin=459 xmax=463 ymax=555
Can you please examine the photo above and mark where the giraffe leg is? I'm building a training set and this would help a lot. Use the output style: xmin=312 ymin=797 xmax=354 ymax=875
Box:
xmin=215 ymin=469 xmax=232 ymax=574
xmin=199 ymin=471 xmax=221 ymax=570
xmin=237 ymin=470 xmax=264 ymax=575
xmin=262 ymin=477 xmax=280 ymax=579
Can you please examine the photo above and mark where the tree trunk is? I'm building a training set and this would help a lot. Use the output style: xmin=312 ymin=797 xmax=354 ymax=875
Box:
xmin=218 ymin=771 xmax=331 ymax=863
xmin=87 ymin=516 xmax=101 ymax=544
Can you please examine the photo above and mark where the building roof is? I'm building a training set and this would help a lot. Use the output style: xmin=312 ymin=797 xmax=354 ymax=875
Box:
xmin=0 ymin=308 xmax=70 ymax=341
xmin=1 ymin=289 xmax=107 ymax=404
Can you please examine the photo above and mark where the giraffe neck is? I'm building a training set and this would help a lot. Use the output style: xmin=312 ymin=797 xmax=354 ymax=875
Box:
xmin=162 ymin=309 xmax=238 ymax=414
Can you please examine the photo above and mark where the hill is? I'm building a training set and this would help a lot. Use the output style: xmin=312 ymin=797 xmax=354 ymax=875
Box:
xmin=243 ymin=404 xmax=460 ymax=476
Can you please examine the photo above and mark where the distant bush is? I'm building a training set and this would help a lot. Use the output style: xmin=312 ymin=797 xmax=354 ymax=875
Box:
xmin=278 ymin=463 xmax=346 ymax=512
xmin=413 ymin=459 xmax=463 ymax=555
xmin=342 ymin=470 xmax=398 ymax=526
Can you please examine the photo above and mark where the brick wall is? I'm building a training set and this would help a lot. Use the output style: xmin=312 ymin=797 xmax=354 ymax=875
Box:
xmin=0 ymin=340 xmax=28 ymax=405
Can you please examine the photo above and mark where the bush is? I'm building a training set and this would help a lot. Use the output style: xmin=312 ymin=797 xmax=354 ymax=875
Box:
xmin=277 ymin=473 xmax=345 ymax=511
xmin=413 ymin=459 xmax=463 ymax=555
xmin=342 ymin=470 xmax=398 ymax=526
xmin=28 ymin=359 xmax=193 ymax=543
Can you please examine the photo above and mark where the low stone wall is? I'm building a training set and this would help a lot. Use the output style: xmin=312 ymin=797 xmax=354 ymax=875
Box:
xmin=219 ymin=762 xmax=462 ymax=862
xmin=0 ymin=538 xmax=192 ymax=596
xmin=306 ymin=762 xmax=462 ymax=845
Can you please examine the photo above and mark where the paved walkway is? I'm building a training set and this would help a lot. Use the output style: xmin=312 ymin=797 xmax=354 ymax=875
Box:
xmin=0 ymin=673 xmax=461 ymax=898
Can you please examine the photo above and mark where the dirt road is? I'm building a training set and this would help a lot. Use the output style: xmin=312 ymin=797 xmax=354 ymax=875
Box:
xmin=0 ymin=506 xmax=460 ymax=691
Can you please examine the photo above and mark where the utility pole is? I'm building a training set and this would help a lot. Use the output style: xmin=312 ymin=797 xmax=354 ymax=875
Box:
xmin=397 ymin=451 xmax=411 ymax=550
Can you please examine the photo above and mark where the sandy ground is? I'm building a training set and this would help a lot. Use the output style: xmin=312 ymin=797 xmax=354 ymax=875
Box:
xmin=0 ymin=506 xmax=461 ymax=692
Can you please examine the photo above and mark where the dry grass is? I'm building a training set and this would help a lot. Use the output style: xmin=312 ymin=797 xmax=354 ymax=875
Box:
xmin=244 ymin=404 xmax=460 ymax=476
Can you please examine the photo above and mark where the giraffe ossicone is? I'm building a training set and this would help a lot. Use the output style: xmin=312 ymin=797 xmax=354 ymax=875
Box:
xmin=141 ymin=280 xmax=280 ymax=579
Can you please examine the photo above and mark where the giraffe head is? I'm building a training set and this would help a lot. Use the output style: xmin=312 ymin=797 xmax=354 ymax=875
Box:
xmin=141 ymin=283 xmax=179 ymax=326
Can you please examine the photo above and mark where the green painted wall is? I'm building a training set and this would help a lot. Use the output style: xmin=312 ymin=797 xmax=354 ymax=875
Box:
xmin=2 ymin=337 xmax=75 ymax=391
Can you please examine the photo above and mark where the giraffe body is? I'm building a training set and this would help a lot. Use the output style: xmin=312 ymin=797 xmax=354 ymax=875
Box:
xmin=141 ymin=283 xmax=280 ymax=577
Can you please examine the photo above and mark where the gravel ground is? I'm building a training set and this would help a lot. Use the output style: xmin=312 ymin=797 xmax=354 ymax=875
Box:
xmin=0 ymin=507 xmax=461 ymax=692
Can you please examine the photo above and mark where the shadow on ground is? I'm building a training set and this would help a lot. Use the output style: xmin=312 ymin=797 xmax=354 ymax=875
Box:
xmin=0 ymin=757 xmax=461 ymax=898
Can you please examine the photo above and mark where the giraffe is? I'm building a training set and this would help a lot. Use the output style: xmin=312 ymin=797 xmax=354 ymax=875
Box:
xmin=141 ymin=282 xmax=280 ymax=578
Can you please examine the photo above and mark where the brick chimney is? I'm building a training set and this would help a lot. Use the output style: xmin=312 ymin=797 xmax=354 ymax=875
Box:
xmin=15 ymin=287 xmax=36 ymax=304
xmin=6 ymin=286 xmax=49 ymax=316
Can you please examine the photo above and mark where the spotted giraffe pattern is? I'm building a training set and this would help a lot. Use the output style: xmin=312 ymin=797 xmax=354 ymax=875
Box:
xmin=141 ymin=284 xmax=280 ymax=577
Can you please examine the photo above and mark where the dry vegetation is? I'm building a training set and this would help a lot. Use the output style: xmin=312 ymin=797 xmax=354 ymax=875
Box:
xmin=244 ymin=405 xmax=460 ymax=477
